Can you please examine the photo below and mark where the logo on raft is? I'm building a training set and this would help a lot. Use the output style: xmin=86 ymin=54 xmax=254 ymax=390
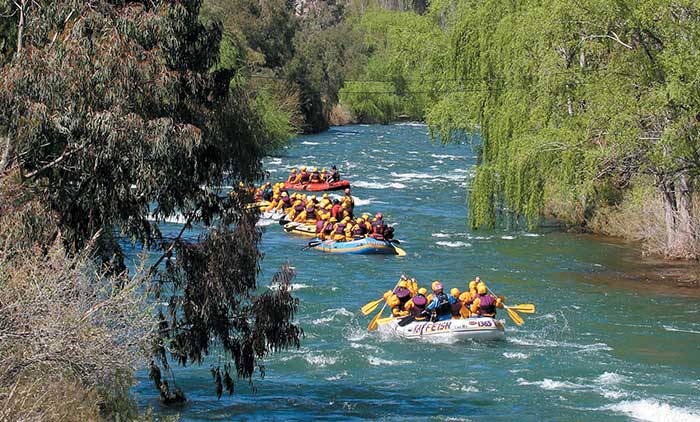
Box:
xmin=408 ymin=321 xmax=452 ymax=335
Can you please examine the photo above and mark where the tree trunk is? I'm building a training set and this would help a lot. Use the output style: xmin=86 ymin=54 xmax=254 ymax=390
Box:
xmin=16 ymin=0 xmax=26 ymax=55
xmin=0 ymin=136 xmax=11 ymax=172
xmin=676 ymin=173 xmax=696 ymax=257
xmin=661 ymin=180 xmax=677 ymax=254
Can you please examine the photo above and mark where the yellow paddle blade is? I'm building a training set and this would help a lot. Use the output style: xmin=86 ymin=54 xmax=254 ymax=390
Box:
xmin=394 ymin=246 xmax=407 ymax=257
xmin=361 ymin=298 xmax=383 ymax=316
xmin=508 ymin=304 xmax=535 ymax=314
xmin=506 ymin=307 xmax=524 ymax=326
xmin=368 ymin=307 xmax=384 ymax=331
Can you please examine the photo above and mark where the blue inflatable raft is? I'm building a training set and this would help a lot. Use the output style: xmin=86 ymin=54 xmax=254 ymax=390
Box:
xmin=307 ymin=237 xmax=406 ymax=256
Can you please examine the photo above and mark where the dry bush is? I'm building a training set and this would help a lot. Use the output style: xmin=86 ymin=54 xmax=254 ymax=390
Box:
xmin=588 ymin=183 xmax=700 ymax=258
xmin=0 ymin=179 xmax=158 ymax=420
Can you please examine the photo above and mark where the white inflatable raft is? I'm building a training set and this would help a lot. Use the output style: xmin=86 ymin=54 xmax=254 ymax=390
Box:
xmin=377 ymin=316 xmax=505 ymax=341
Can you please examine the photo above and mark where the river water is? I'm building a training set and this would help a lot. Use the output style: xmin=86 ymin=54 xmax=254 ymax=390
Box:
xmin=136 ymin=124 xmax=700 ymax=421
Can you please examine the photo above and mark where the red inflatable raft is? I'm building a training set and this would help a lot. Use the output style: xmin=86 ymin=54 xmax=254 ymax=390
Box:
xmin=283 ymin=180 xmax=350 ymax=192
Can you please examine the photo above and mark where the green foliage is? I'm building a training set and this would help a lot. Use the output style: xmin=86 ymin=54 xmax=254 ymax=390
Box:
xmin=424 ymin=0 xmax=700 ymax=234
xmin=340 ymin=8 xmax=451 ymax=124
xmin=0 ymin=0 xmax=301 ymax=403
xmin=285 ymin=21 xmax=366 ymax=132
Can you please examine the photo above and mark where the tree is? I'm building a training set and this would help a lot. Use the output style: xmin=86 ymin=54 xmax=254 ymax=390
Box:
xmin=426 ymin=0 xmax=699 ymax=257
xmin=0 ymin=0 xmax=302 ymax=402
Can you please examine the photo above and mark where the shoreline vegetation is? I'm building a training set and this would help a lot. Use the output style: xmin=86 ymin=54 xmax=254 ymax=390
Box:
xmin=1 ymin=0 xmax=699 ymax=421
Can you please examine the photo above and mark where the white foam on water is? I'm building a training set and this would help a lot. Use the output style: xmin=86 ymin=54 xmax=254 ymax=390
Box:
xmin=517 ymin=378 xmax=584 ymax=391
xmin=436 ymin=241 xmax=472 ymax=248
xmin=448 ymin=383 xmax=479 ymax=393
xmin=350 ymin=343 xmax=380 ymax=352
xmin=367 ymin=356 xmax=413 ymax=366
xmin=268 ymin=283 xmax=309 ymax=291
xmin=256 ymin=219 xmax=276 ymax=227
xmin=509 ymin=337 xmax=612 ymax=353
xmin=313 ymin=308 xmax=354 ymax=325
xmin=389 ymin=171 xmax=433 ymax=180
xmin=431 ymin=233 xmax=451 ymax=238
xmin=501 ymin=235 xmax=516 ymax=240
xmin=522 ymin=233 xmax=541 ymax=237
xmin=471 ymin=235 xmax=493 ymax=240
xmin=303 ymin=354 xmax=338 ymax=367
xmin=352 ymin=181 xmax=407 ymax=189
xmin=147 ymin=213 xmax=189 ymax=224
xmin=353 ymin=197 xmax=373 ymax=206
xmin=408 ymin=151 xmax=419 ymax=154
xmin=596 ymin=372 xmax=627 ymax=386
xmin=663 ymin=325 xmax=700 ymax=335
xmin=503 ymin=352 xmax=529 ymax=359
xmin=431 ymin=154 xmax=460 ymax=159
xmin=396 ymin=122 xmax=427 ymax=127
xmin=604 ymin=399 xmax=700 ymax=422
xmin=345 ymin=328 xmax=368 ymax=342
xmin=326 ymin=371 xmax=348 ymax=381
xmin=301 ymin=141 xmax=320 ymax=145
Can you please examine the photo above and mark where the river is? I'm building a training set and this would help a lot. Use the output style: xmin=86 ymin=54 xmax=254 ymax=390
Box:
xmin=135 ymin=123 xmax=700 ymax=421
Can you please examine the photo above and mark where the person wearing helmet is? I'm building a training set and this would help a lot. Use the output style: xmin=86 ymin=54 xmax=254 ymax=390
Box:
xmin=294 ymin=166 xmax=310 ymax=184
xmin=287 ymin=168 xmax=298 ymax=183
xmin=275 ymin=191 xmax=292 ymax=211
xmin=343 ymin=188 xmax=355 ymax=211
xmin=332 ymin=216 xmax=349 ymax=241
xmin=295 ymin=195 xmax=318 ymax=223
xmin=470 ymin=282 xmax=502 ymax=317
xmin=459 ymin=278 xmax=479 ymax=308
xmin=342 ymin=217 xmax=355 ymax=241
xmin=361 ymin=214 xmax=372 ymax=233
xmin=287 ymin=199 xmax=305 ymax=221
xmin=449 ymin=288 xmax=464 ymax=319
xmin=404 ymin=286 xmax=429 ymax=320
xmin=321 ymin=217 xmax=336 ymax=240
xmin=309 ymin=167 xmax=322 ymax=183
xmin=352 ymin=217 xmax=367 ymax=237
xmin=320 ymin=167 xmax=329 ymax=182
xmin=426 ymin=281 xmax=455 ymax=322
xmin=329 ymin=165 xmax=341 ymax=182
xmin=339 ymin=202 xmax=351 ymax=220
xmin=315 ymin=214 xmax=327 ymax=236
xmin=370 ymin=213 xmax=385 ymax=240
xmin=331 ymin=199 xmax=342 ymax=219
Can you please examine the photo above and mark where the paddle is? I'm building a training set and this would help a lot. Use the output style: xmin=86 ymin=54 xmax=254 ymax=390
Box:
xmin=486 ymin=286 xmax=524 ymax=326
xmin=508 ymin=304 xmax=535 ymax=314
xmin=302 ymin=240 xmax=322 ymax=251
xmin=368 ymin=278 xmax=402 ymax=331
xmin=361 ymin=298 xmax=384 ymax=316
xmin=393 ymin=246 xmax=407 ymax=257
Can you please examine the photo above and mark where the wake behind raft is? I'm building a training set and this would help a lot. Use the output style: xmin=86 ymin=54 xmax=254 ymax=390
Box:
xmin=305 ymin=237 xmax=407 ymax=256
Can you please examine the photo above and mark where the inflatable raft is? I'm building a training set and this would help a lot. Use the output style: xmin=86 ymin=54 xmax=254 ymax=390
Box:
xmin=283 ymin=221 xmax=318 ymax=237
xmin=376 ymin=316 xmax=505 ymax=341
xmin=307 ymin=237 xmax=406 ymax=256
xmin=284 ymin=180 xmax=350 ymax=192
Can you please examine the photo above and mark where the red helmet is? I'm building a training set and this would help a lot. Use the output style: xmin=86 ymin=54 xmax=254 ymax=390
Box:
xmin=375 ymin=213 xmax=383 ymax=219
xmin=344 ymin=188 xmax=350 ymax=194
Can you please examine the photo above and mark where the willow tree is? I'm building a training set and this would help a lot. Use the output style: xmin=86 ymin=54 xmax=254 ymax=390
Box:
xmin=426 ymin=0 xmax=700 ymax=257
xmin=0 ymin=0 xmax=301 ymax=401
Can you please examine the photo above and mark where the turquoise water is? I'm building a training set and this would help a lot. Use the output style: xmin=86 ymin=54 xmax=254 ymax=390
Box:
xmin=136 ymin=124 xmax=700 ymax=421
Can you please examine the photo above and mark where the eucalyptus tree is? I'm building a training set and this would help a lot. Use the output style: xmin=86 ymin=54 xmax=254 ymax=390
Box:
xmin=0 ymin=0 xmax=301 ymax=401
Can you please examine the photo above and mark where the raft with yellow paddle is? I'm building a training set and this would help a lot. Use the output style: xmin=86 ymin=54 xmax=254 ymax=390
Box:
xmin=374 ymin=316 xmax=505 ymax=341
